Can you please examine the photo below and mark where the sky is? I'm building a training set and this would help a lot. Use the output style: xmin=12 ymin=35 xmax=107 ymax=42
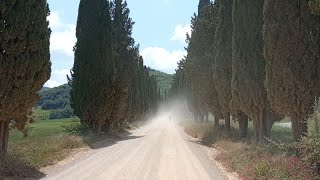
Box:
xmin=45 ymin=0 xmax=198 ymax=87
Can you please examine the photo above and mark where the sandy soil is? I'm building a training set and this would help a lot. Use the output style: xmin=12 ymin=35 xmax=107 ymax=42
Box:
xmin=44 ymin=118 xmax=232 ymax=180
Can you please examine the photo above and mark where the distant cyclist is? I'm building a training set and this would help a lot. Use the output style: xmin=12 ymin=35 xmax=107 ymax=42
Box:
xmin=169 ymin=116 xmax=171 ymax=121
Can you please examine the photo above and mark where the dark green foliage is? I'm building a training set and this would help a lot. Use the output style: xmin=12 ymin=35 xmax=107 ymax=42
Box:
xmin=264 ymin=0 xmax=320 ymax=141
xmin=298 ymin=113 xmax=320 ymax=172
xmin=37 ymin=84 xmax=71 ymax=110
xmin=172 ymin=0 xmax=320 ymax=144
xmin=110 ymin=0 xmax=136 ymax=126
xmin=109 ymin=0 xmax=158 ymax=126
xmin=171 ymin=1 xmax=222 ymax=123
xmin=70 ymin=0 xmax=114 ymax=134
xmin=62 ymin=122 xmax=90 ymax=136
xmin=230 ymin=0 xmax=281 ymax=140
xmin=127 ymin=57 xmax=159 ymax=121
xmin=70 ymin=0 xmax=159 ymax=134
xmin=39 ymin=87 xmax=50 ymax=93
xmin=49 ymin=106 xmax=74 ymax=120
xmin=198 ymin=0 xmax=210 ymax=15
xmin=170 ymin=59 xmax=187 ymax=96
xmin=148 ymin=68 xmax=173 ymax=96
xmin=213 ymin=0 xmax=233 ymax=116
xmin=0 ymin=0 xmax=51 ymax=154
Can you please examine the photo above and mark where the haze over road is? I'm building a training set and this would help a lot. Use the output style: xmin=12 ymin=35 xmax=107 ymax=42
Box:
xmin=45 ymin=116 xmax=228 ymax=180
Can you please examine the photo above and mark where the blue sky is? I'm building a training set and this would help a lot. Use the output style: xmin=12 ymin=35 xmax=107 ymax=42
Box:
xmin=45 ymin=0 xmax=198 ymax=87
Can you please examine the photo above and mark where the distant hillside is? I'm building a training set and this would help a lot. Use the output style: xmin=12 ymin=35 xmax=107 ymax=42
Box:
xmin=36 ymin=69 xmax=173 ymax=116
xmin=37 ymin=84 xmax=73 ymax=119
xmin=37 ymin=84 xmax=71 ymax=109
xmin=148 ymin=68 xmax=173 ymax=95
xmin=39 ymin=86 xmax=50 ymax=93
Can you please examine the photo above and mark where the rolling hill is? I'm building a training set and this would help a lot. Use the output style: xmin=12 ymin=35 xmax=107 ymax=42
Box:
xmin=38 ymin=69 xmax=173 ymax=111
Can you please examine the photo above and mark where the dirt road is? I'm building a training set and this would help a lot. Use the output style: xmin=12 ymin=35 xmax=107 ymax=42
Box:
xmin=44 ymin=118 xmax=229 ymax=180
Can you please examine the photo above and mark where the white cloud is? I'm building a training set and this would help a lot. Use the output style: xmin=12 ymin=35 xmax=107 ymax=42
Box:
xmin=48 ymin=11 xmax=76 ymax=57
xmin=50 ymin=25 xmax=76 ymax=57
xmin=45 ymin=80 xmax=63 ymax=88
xmin=141 ymin=47 xmax=186 ymax=74
xmin=53 ymin=69 xmax=71 ymax=76
xmin=170 ymin=24 xmax=191 ymax=43
xmin=47 ymin=11 xmax=63 ymax=28
xmin=44 ymin=69 xmax=71 ymax=88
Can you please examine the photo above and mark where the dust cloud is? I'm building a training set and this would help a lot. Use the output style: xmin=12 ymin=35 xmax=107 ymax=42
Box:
xmin=147 ymin=97 xmax=193 ymax=126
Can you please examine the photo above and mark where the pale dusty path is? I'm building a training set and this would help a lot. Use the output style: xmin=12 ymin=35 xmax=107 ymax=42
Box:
xmin=44 ymin=118 xmax=228 ymax=180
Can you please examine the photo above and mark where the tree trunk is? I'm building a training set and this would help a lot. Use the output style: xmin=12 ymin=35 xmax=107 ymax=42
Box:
xmin=224 ymin=112 xmax=231 ymax=131
xmin=0 ymin=121 xmax=10 ymax=156
xmin=199 ymin=114 xmax=204 ymax=123
xmin=214 ymin=116 xmax=219 ymax=127
xmin=205 ymin=113 xmax=209 ymax=123
xmin=253 ymin=115 xmax=260 ymax=142
xmin=0 ymin=121 xmax=4 ymax=153
xmin=292 ymin=115 xmax=308 ymax=142
xmin=96 ymin=123 xmax=102 ymax=136
xmin=193 ymin=113 xmax=198 ymax=123
xmin=259 ymin=108 xmax=268 ymax=140
xmin=238 ymin=114 xmax=248 ymax=139
xmin=266 ymin=113 xmax=275 ymax=138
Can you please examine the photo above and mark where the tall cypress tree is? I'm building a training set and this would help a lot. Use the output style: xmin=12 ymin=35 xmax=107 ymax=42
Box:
xmin=0 ymin=0 xmax=51 ymax=155
xmin=198 ymin=0 xmax=211 ymax=15
xmin=213 ymin=0 xmax=234 ymax=130
xmin=110 ymin=0 xmax=136 ymax=127
xmin=184 ymin=1 xmax=223 ymax=124
xmin=230 ymin=0 xmax=281 ymax=140
xmin=70 ymin=0 xmax=114 ymax=134
xmin=264 ymin=0 xmax=320 ymax=141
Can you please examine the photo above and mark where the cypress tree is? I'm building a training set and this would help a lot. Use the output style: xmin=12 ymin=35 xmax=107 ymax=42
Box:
xmin=171 ymin=59 xmax=187 ymax=96
xmin=230 ymin=0 xmax=281 ymax=140
xmin=110 ymin=0 xmax=136 ymax=127
xmin=213 ymin=0 xmax=234 ymax=130
xmin=70 ymin=0 xmax=114 ymax=134
xmin=127 ymin=49 xmax=141 ymax=122
xmin=0 ymin=0 xmax=51 ymax=155
xmin=264 ymin=0 xmax=320 ymax=141
xmin=198 ymin=0 xmax=211 ymax=15
xmin=184 ymin=1 xmax=224 ymax=124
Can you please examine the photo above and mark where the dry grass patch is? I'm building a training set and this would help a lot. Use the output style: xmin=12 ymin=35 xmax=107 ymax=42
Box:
xmin=181 ymin=120 xmax=320 ymax=180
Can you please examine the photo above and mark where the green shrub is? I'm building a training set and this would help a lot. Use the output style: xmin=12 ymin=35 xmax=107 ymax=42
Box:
xmin=62 ymin=123 xmax=90 ymax=136
xmin=299 ymin=112 xmax=320 ymax=172
xmin=202 ymin=125 xmax=241 ymax=145
xmin=49 ymin=106 xmax=74 ymax=119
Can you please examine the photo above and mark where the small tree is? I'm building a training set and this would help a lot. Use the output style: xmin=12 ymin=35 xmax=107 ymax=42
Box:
xmin=299 ymin=113 xmax=320 ymax=172
xmin=0 ymin=0 xmax=51 ymax=155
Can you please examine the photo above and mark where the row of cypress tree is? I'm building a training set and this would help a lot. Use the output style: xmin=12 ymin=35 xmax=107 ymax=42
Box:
xmin=69 ymin=0 xmax=159 ymax=135
xmin=171 ymin=0 xmax=320 ymax=142
xmin=0 ymin=0 xmax=51 ymax=155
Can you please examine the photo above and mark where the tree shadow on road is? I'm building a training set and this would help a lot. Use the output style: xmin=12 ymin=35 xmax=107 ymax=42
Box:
xmin=0 ymin=154 xmax=45 ymax=180
xmin=83 ymin=129 xmax=144 ymax=149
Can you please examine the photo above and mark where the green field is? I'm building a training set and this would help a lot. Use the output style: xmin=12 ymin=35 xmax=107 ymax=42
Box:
xmin=10 ymin=118 xmax=79 ymax=143
xmin=1 ymin=109 xmax=85 ymax=175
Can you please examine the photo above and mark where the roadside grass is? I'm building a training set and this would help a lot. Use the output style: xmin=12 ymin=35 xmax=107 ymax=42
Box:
xmin=3 ymin=108 xmax=136 ymax=177
xmin=182 ymin=119 xmax=319 ymax=180
xmin=1 ymin=109 xmax=87 ymax=177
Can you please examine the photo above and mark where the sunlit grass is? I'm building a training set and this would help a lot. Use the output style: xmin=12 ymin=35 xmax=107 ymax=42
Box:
xmin=2 ymin=109 xmax=85 ymax=175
